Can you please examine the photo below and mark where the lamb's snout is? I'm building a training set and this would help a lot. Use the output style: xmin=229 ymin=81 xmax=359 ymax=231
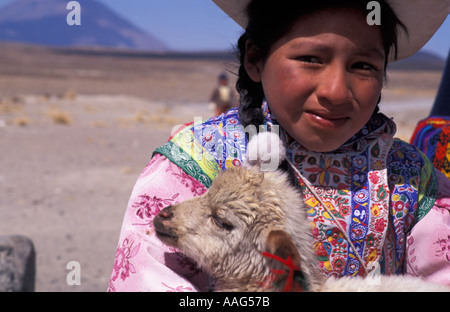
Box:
xmin=153 ymin=205 xmax=179 ymax=246
xmin=158 ymin=205 xmax=174 ymax=220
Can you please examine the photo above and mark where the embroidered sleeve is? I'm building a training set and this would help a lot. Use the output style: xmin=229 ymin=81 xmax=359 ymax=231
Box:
xmin=410 ymin=116 xmax=450 ymax=179
xmin=415 ymin=151 xmax=439 ymax=223
xmin=107 ymin=154 xmax=210 ymax=292
xmin=405 ymin=169 xmax=450 ymax=286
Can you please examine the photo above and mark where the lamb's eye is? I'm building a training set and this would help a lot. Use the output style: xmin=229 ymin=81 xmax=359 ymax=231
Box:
xmin=212 ymin=215 xmax=234 ymax=231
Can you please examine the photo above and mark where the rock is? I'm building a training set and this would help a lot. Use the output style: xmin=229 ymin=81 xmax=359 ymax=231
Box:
xmin=0 ymin=235 xmax=35 ymax=292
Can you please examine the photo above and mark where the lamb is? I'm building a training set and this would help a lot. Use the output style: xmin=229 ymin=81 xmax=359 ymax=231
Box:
xmin=153 ymin=132 xmax=450 ymax=292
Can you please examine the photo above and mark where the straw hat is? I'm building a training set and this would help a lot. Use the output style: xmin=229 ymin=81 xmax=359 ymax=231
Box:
xmin=212 ymin=0 xmax=450 ymax=61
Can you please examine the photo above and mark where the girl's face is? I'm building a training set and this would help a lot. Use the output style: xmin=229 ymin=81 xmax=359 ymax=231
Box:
xmin=245 ymin=8 xmax=385 ymax=152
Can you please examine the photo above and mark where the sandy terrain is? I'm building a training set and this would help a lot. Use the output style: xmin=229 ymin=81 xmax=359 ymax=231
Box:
xmin=0 ymin=42 xmax=444 ymax=291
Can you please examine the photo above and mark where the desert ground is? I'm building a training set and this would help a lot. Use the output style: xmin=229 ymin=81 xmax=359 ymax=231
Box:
xmin=0 ymin=42 xmax=444 ymax=291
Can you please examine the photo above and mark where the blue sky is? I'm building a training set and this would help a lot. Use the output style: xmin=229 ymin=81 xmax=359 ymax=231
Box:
xmin=0 ymin=0 xmax=448 ymax=59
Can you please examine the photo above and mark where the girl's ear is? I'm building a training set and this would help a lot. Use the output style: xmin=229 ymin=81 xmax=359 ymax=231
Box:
xmin=244 ymin=40 xmax=264 ymax=83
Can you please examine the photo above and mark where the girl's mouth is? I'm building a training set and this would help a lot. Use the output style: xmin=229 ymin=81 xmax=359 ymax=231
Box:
xmin=306 ymin=111 xmax=350 ymax=129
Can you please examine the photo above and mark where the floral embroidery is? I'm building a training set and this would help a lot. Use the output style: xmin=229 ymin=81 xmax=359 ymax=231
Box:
xmin=154 ymin=108 xmax=246 ymax=189
xmin=304 ymin=155 xmax=349 ymax=187
xmin=111 ymin=238 xmax=140 ymax=282
xmin=162 ymin=282 xmax=193 ymax=292
xmin=132 ymin=193 xmax=179 ymax=227
xmin=434 ymin=235 xmax=450 ymax=262
xmin=283 ymin=112 xmax=435 ymax=276
xmin=410 ymin=116 xmax=450 ymax=179
xmin=169 ymin=165 xmax=207 ymax=196
xmin=107 ymin=281 xmax=116 ymax=292
xmin=405 ymin=236 xmax=419 ymax=274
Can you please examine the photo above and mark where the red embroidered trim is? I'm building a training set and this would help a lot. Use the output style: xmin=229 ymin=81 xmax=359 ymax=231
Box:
xmin=261 ymin=252 xmax=304 ymax=292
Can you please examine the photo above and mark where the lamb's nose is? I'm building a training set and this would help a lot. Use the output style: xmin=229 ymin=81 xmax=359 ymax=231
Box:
xmin=158 ymin=206 xmax=174 ymax=220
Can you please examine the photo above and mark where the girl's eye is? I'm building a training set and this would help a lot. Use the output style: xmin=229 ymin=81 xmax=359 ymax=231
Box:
xmin=212 ymin=215 xmax=234 ymax=231
xmin=297 ymin=56 xmax=321 ymax=64
xmin=353 ymin=62 xmax=377 ymax=71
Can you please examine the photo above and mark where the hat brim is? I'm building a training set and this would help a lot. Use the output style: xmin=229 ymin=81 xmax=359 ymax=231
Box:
xmin=212 ymin=0 xmax=449 ymax=62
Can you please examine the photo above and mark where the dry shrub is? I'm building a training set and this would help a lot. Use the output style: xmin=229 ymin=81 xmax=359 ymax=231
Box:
xmin=47 ymin=108 xmax=73 ymax=125
xmin=91 ymin=120 xmax=107 ymax=128
xmin=133 ymin=110 xmax=181 ymax=126
xmin=83 ymin=104 xmax=99 ymax=113
xmin=13 ymin=116 xmax=31 ymax=126
xmin=0 ymin=99 xmax=24 ymax=115
xmin=133 ymin=110 xmax=150 ymax=123
xmin=60 ymin=90 xmax=77 ymax=100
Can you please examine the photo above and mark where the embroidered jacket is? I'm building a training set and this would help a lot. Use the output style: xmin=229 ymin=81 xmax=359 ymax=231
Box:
xmin=410 ymin=116 xmax=450 ymax=179
xmin=108 ymin=105 xmax=450 ymax=291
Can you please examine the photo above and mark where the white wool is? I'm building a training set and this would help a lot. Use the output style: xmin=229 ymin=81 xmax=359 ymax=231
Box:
xmin=244 ymin=131 xmax=286 ymax=171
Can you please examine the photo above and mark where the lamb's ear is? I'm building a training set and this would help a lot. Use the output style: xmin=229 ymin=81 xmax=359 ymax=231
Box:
xmin=264 ymin=230 xmax=301 ymax=270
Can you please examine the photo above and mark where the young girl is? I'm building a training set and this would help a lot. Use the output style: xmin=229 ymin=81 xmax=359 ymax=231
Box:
xmin=108 ymin=0 xmax=450 ymax=291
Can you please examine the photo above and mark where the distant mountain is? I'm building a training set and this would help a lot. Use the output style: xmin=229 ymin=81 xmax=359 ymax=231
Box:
xmin=0 ymin=0 xmax=168 ymax=51
xmin=390 ymin=51 xmax=446 ymax=71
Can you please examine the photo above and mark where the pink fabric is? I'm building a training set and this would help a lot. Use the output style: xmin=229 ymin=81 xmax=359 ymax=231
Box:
xmin=405 ymin=169 xmax=450 ymax=286
xmin=108 ymin=154 xmax=210 ymax=292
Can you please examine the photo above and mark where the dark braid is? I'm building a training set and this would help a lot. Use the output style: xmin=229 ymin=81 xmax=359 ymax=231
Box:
xmin=236 ymin=33 xmax=265 ymax=128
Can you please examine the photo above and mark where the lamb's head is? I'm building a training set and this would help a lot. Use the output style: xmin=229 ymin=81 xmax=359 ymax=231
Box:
xmin=153 ymin=165 xmax=316 ymax=291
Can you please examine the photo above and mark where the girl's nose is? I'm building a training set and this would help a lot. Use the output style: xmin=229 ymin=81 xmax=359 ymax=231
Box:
xmin=316 ymin=66 xmax=353 ymax=106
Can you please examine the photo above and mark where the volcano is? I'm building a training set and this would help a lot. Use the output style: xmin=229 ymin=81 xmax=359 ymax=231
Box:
xmin=0 ymin=0 xmax=168 ymax=51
